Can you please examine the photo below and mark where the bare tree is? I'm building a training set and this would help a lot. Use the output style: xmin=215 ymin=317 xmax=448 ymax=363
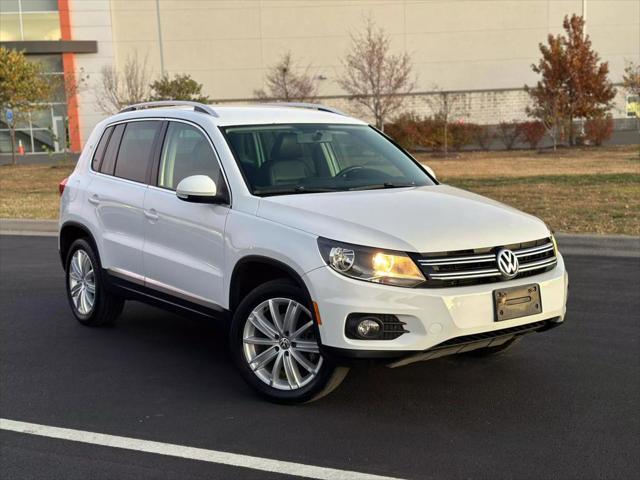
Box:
xmin=424 ymin=88 xmax=466 ymax=156
xmin=96 ymin=52 xmax=151 ymax=114
xmin=254 ymin=52 xmax=318 ymax=102
xmin=337 ymin=17 xmax=414 ymax=130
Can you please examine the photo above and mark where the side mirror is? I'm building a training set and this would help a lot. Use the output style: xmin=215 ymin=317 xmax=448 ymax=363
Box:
xmin=176 ymin=175 xmax=221 ymax=204
xmin=423 ymin=164 xmax=437 ymax=180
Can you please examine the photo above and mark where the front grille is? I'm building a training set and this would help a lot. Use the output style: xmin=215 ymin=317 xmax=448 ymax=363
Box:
xmin=414 ymin=237 xmax=557 ymax=288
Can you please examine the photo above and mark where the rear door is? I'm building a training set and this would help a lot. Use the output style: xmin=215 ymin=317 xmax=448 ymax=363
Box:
xmin=87 ymin=120 xmax=162 ymax=280
xmin=142 ymin=120 xmax=230 ymax=310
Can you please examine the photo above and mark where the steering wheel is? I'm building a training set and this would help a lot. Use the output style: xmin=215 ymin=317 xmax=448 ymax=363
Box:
xmin=336 ymin=165 xmax=391 ymax=182
xmin=336 ymin=165 xmax=366 ymax=180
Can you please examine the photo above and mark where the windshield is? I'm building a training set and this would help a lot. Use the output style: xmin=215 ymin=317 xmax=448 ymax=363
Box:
xmin=222 ymin=124 xmax=436 ymax=196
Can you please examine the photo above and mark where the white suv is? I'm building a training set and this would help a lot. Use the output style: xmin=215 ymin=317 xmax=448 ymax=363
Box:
xmin=59 ymin=101 xmax=568 ymax=403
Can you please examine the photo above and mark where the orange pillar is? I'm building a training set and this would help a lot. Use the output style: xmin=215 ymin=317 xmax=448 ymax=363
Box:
xmin=58 ymin=0 xmax=82 ymax=153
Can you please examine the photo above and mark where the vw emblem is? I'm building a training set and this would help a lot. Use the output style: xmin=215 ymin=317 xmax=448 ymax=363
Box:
xmin=496 ymin=248 xmax=519 ymax=278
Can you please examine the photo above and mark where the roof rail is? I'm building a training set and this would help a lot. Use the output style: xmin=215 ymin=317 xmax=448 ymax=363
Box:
xmin=119 ymin=101 xmax=219 ymax=117
xmin=265 ymin=102 xmax=346 ymax=116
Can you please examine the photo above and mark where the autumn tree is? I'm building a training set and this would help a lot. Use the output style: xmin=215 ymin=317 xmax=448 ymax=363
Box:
xmin=424 ymin=88 xmax=466 ymax=156
xmin=338 ymin=18 xmax=414 ymax=130
xmin=622 ymin=61 xmax=640 ymax=97
xmin=149 ymin=74 xmax=211 ymax=103
xmin=526 ymin=15 xmax=616 ymax=146
xmin=96 ymin=51 xmax=151 ymax=114
xmin=254 ymin=52 xmax=318 ymax=102
xmin=0 ymin=48 xmax=51 ymax=164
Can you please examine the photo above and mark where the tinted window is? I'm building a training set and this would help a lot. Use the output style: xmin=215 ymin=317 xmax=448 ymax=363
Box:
xmin=91 ymin=126 xmax=113 ymax=171
xmin=114 ymin=121 xmax=161 ymax=183
xmin=158 ymin=122 xmax=222 ymax=191
xmin=223 ymin=124 xmax=434 ymax=195
xmin=99 ymin=123 xmax=125 ymax=175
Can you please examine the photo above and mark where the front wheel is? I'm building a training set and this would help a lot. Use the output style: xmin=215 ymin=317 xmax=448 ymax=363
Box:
xmin=230 ymin=280 xmax=348 ymax=404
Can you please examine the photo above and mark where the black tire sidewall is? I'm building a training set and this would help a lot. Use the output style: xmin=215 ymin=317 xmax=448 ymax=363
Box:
xmin=230 ymin=280 xmax=336 ymax=404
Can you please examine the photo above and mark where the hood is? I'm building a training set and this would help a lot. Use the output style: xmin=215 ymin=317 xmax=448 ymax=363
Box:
xmin=257 ymin=185 xmax=550 ymax=253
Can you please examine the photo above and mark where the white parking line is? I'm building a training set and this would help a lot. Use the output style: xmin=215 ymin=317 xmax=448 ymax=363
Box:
xmin=0 ymin=418 xmax=404 ymax=480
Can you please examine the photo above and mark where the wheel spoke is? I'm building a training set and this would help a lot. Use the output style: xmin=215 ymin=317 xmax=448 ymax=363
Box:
xmin=85 ymin=282 xmax=95 ymax=295
xmin=244 ymin=336 xmax=277 ymax=346
xmin=271 ymin=350 xmax=284 ymax=386
xmin=70 ymin=282 xmax=82 ymax=298
xmin=250 ymin=346 xmax=278 ymax=371
xmin=71 ymin=254 xmax=82 ymax=278
xmin=293 ymin=340 xmax=319 ymax=353
xmin=290 ymin=348 xmax=316 ymax=372
xmin=79 ymin=288 xmax=90 ymax=314
xmin=291 ymin=320 xmax=313 ymax=339
xmin=283 ymin=354 xmax=301 ymax=388
xmin=282 ymin=301 xmax=300 ymax=335
xmin=268 ymin=299 xmax=284 ymax=333
xmin=249 ymin=310 xmax=278 ymax=339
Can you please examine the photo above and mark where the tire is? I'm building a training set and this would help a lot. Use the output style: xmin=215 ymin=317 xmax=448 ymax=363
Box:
xmin=462 ymin=337 xmax=521 ymax=357
xmin=65 ymin=238 xmax=124 ymax=326
xmin=230 ymin=280 xmax=348 ymax=404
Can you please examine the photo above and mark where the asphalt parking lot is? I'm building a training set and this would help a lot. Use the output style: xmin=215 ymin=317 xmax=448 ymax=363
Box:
xmin=1 ymin=235 xmax=639 ymax=479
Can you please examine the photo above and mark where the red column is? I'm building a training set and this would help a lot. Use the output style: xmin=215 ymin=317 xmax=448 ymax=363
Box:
xmin=58 ymin=0 xmax=82 ymax=153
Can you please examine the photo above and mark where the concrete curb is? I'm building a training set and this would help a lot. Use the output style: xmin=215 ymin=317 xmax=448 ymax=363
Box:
xmin=0 ymin=218 xmax=638 ymax=257
xmin=0 ymin=219 xmax=58 ymax=237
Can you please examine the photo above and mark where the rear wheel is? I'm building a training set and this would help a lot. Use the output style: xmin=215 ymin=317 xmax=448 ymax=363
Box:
xmin=65 ymin=238 xmax=124 ymax=326
xmin=230 ymin=280 xmax=348 ymax=403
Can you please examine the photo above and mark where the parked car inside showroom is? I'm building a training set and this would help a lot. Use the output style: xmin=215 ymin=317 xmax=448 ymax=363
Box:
xmin=58 ymin=101 xmax=568 ymax=403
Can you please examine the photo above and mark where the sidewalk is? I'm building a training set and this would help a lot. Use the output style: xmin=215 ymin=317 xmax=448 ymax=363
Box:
xmin=1 ymin=218 xmax=638 ymax=257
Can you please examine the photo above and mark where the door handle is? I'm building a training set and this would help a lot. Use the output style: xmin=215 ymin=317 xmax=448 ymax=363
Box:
xmin=144 ymin=209 xmax=159 ymax=221
xmin=88 ymin=194 xmax=100 ymax=205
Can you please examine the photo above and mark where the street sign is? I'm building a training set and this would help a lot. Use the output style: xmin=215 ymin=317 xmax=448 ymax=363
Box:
xmin=6 ymin=109 xmax=13 ymax=124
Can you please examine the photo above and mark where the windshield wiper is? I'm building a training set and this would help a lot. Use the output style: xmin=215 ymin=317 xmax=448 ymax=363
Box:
xmin=253 ymin=186 xmax=340 ymax=196
xmin=348 ymin=182 xmax=416 ymax=191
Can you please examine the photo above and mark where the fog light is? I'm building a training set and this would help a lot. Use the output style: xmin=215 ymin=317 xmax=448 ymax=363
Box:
xmin=356 ymin=318 xmax=382 ymax=338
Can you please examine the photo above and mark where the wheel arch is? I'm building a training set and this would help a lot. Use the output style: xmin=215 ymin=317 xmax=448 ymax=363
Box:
xmin=59 ymin=221 xmax=99 ymax=268
xmin=228 ymin=255 xmax=312 ymax=313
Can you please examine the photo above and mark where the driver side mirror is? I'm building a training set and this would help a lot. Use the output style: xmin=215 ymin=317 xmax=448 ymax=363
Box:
xmin=422 ymin=164 xmax=437 ymax=180
xmin=176 ymin=175 xmax=224 ymax=204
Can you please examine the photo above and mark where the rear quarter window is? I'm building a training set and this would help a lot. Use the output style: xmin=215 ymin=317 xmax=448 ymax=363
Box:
xmin=99 ymin=123 xmax=125 ymax=175
xmin=91 ymin=126 xmax=113 ymax=171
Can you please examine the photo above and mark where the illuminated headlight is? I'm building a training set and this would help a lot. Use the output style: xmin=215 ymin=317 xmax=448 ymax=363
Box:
xmin=318 ymin=238 xmax=425 ymax=287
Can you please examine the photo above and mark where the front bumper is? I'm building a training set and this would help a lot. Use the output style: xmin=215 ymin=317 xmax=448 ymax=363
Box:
xmin=304 ymin=253 xmax=568 ymax=361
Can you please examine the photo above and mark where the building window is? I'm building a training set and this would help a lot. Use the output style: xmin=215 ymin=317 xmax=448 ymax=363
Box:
xmin=0 ymin=53 xmax=68 ymax=154
xmin=0 ymin=0 xmax=60 ymax=41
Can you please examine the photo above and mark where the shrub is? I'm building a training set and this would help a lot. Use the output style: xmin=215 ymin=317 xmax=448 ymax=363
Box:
xmin=584 ymin=116 xmax=614 ymax=146
xmin=385 ymin=113 xmax=423 ymax=150
xmin=449 ymin=121 xmax=474 ymax=151
xmin=497 ymin=120 xmax=521 ymax=150
xmin=468 ymin=123 xmax=493 ymax=151
xmin=518 ymin=121 xmax=546 ymax=149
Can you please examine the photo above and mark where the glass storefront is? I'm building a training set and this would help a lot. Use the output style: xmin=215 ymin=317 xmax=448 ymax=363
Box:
xmin=0 ymin=1 xmax=68 ymax=153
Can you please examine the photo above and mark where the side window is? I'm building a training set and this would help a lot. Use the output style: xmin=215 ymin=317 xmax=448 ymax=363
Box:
xmin=91 ymin=126 xmax=113 ymax=171
xmin=114 ymin=121 xmax=161 ymax=183
xmin=158 ymin=122 xmax=222 ymax=191
xmin=99 ymin=123 xmax=125 ymax=175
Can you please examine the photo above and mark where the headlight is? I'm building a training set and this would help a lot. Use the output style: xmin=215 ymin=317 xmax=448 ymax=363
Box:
xmin=317 ymin=238 xmax=425 ymax=287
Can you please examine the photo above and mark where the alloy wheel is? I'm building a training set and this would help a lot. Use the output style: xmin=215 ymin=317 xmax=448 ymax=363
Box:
xmin=242 ymin=298 xmax=322 ymax=390
xmin=68 ymin=249 xmax=96 ymax=315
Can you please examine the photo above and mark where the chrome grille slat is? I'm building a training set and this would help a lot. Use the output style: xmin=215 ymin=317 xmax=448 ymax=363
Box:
xmin=417 ymin=238 xmax=557 ymax=287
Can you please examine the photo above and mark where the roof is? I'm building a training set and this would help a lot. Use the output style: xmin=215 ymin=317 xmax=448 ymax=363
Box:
xmin=111 ymin=103 xmax=367 ymax=127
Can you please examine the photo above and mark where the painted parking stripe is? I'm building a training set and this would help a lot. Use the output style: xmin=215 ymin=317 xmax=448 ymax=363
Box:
xmin=0 ymin=418 xmax=404 ymax=480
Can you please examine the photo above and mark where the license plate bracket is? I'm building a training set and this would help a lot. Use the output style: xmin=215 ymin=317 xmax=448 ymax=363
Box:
xmin=493 ymin=283 xmax=542 ymax=321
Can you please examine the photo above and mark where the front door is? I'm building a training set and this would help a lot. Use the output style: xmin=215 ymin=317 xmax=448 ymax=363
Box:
xmin=142 ymin=120 xmax=229 ymax=310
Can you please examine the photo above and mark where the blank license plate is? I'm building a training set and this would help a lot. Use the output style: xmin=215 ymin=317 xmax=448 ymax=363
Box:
xmin=493 ymin=284 xmax=542 ymax=321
